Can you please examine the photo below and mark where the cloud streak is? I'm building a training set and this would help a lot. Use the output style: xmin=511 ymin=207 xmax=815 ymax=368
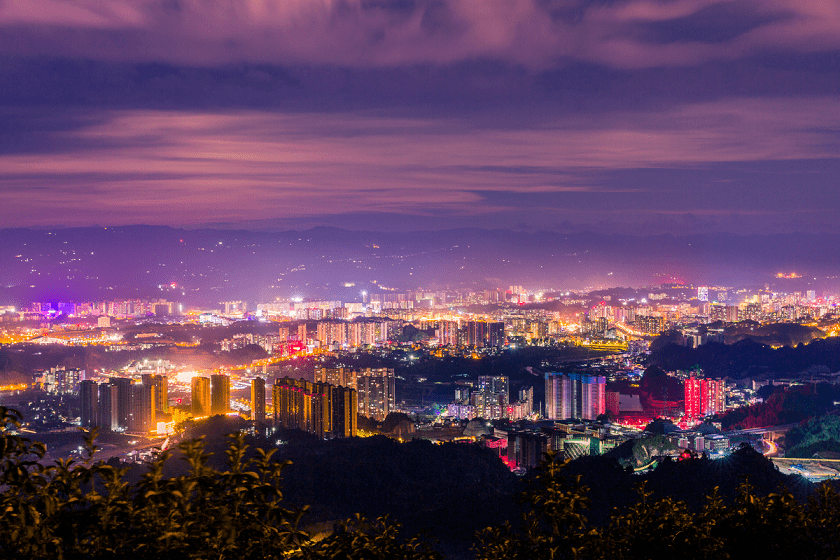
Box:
xmin=1 ymin=96 xmax=838 ymax=228
xmin=0 ymin=0 xmax=837 ymax=69
xmin=2 ymin=1 xmax=838 ymax=234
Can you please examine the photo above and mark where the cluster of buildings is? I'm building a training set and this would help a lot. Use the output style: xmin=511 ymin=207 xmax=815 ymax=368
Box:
xmin=483 ymin=420 xmax=623 ymax=470
xmin=446 ymin=376 xmax=534 ymax=421
xmin=668 ymin=431 xmax=732 ymax=454
xmin=578 ymin=284 xmax=840 ymax=340
xmin=79 ymin=372 xmax=234 ymax=434
xmin=307 ymin=320 xmax=397 ymax=349
xmin=214 ymin=321 xmax=400 ymax=355
xmin=271 ymin=378 xmax=357 ymax=438
xmin=545 ymin=373 xmax=607 ymax=421
xmin=245 ymin=367 xmax=398 ymax=440
xmin=189 ymin=374 xmax=231 ymax=417
xmin=219 ymin=332 xmax=280 ymax=353
xmin=23 ymin=299 xmax=180 ymax=320
xmin=80 ymin=374 xmax=168 ymax=433
xmin=314 ymin=366 xmax=395 ymax=420
xmin=38 ymin=366 xmax=84 ymax=395
xmin=438 ymin=321 xmax=505 ymax=348
xmin=44 ymin=361 xmax=397 ymax=440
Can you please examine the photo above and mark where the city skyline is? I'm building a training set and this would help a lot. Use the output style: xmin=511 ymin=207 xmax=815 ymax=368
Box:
xmin=1 ymin=0 xmax=839 ymax=234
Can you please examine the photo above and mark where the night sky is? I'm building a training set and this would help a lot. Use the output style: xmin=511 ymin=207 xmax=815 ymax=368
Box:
xmin=1 ymin=0 xmax=839 ymax=234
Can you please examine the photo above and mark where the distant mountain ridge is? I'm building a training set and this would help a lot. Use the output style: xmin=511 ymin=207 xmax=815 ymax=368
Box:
xmin=0 ymin=226 xmax=837 ymax=305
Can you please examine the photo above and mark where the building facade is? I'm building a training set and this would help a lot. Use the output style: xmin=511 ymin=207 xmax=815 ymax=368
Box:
xmin=191 ymin=376 xmax=211 ymax=417
xmin=545 ymin=373 xmax=606 ymax=420
xmin=251 ymin=377 xmax=266 ymax=422
xmin=210 ymin=374 xmax=231 ymax=414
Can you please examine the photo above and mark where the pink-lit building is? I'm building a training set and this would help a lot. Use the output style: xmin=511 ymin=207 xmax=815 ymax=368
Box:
xmin=684 ymin=376 xmax=726 ymax=418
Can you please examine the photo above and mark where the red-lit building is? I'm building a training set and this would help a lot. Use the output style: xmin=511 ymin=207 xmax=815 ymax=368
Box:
xmin=684 ymin=376 xmax=726 ymax=418
xmin=606 ymin=390 xmax=620 ymax=418
xmin=702 ymin=378 xmax=726 ymax=416
xmin=684 ymin=376 xmax=703 ymax=418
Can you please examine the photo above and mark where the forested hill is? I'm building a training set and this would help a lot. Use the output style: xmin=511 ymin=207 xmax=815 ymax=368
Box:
xmin=647 ymin=337 xmax=840 ymax=378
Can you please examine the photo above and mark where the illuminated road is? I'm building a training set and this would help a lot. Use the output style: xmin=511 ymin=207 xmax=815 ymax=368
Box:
xmin=727 ymin=423 xmax=800 ymax=436
xmin=613 ymin=322 xmax=648 ymax=340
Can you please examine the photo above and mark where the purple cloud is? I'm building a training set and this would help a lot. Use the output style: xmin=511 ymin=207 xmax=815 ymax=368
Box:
xmin=0 ymin=0 xmax=837 ymax=69
xmin=0 ymin=96 xmax=838 ymax=229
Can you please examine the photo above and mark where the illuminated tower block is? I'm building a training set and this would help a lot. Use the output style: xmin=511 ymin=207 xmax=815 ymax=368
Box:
xmin=333 ymin=385 xmax=358 ymax=438
xmin=356 ymin=368 xmax=395 ymax=421
xmin=191 ymin=376 xmax=211 ymax=416
xmin=98 ymin=383 xmax=118 ymax=432
xmin=109 ymin=377 xmax=132 ymax=430
xmin=545 ymin=373 xmax=605 ymax=420
xmin=80 ymin=380 xmax=99 ymax=428
xmin=684 ymin=376 xmax=703 ymax=418
xmin=129 ymin=383 xmax=155 ymax=433
xmin=210 ymin=374 xmax=231 ymax=414
xmin=252 ymin=377 xmax=266 ymax=423
xmin=143 ymin=374 xmax=169 ymax=413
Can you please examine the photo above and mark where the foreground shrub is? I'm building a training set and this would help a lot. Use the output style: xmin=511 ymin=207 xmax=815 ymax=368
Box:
xmin=0 ymin=406 xmax=440 ymax=560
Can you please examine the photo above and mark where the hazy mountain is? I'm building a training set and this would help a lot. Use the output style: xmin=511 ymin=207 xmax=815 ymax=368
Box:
xmin=0 ymin=226 xmax=837 ymax=306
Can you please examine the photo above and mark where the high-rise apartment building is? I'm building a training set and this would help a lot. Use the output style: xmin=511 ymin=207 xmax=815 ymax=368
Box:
xmin=471 ymin=375 xmax=509 ymax=420
xmin=487 ymin=322 xmax=505 ymax=347
xmin=273 ymin=377 xmax=356 ymax=438
xmin=356 ymin=368 xmax=395 ymax=421
xmin=314 ymin=366 xmax=357 ymax=389
xmin=544 ymin=373 xmax=606 ymax=420
xmin=129 ymin=383 xmax=155 ymax=433
xmin=333 ymin=385 xmax=358 ymax=438
xmin=251 ymin=377 xmax=266 ymax=423
xmin=635 ymin=315 xmax=665 ymax=335
xmin=191 ymin=376 xmax=211 ymax=416
xmin=511 ymin=385 xmax=534 ymax=419
xmin=43 ymin=367 xmax=83 ymax=395
xmin=273 ymin=378 xmax=312 ymax=433
xmin=684 ymin=376 xmax=703 ymax=418
xmin=478 ymin=375 xmax=509 ymax=399
xmin=142 ymin=373 xmax=169 ymax=414
xmin=685 ymin=376 xmax=726 ymax=418
xmin=467 ymin=321 xmax=488 ymax=347
xmin=606 ymin=390 xmax=620 ymax=418
xmin=316 ymin=321 xmax=348 ymax=347
xmin=436 ymin=321 xmax=459 ymax=346
xmin=273 ymin=378 xmax=326 ymax=438
xmin=109 ymin=377 xmax=132 ymax=430
xmin=211 ymin=374 xmax=231 ymax=414
xmin=463 ymin=321 xmax=505 ymax=347
xmin=347 ymin=321 xmax=388 ymax=347
xmin=704 ymin=379 xmax=726 ymax=415
xmin=471 ymin=392 xmax=502 ymax=420
xmin=80 ymin=380 xmax=99 ymax=428
xmin=98 ymin=383 xmax=118 ymax=432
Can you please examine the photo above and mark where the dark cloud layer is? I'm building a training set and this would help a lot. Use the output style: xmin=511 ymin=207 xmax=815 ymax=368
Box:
xmin=0 ymin=0 xmax=839 ymax=233
xmin=2 ymin=0 xmax=838 ymax=68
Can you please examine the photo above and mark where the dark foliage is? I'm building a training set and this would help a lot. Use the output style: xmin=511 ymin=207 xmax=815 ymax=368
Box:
xmin=6 ymin=403 xmax=840 ymax=560
xmin=0 ymin=406 xmax=443 ymax=560
xmin=718 ymin=382 xmax=840 ymax=430
xmin=786 ymin=414 xmax=840 ymax=458
xmin=475 ymin=449 xmax=840 ymax=560
xmin=648 ymin=337 xmax=840 ymax=378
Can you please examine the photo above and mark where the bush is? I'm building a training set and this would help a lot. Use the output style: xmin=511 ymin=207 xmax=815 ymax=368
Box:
xmin=0 ymin=406 xmax=440 ymax=560
xmin=474 ymin=451 xmax=840 ymax=560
